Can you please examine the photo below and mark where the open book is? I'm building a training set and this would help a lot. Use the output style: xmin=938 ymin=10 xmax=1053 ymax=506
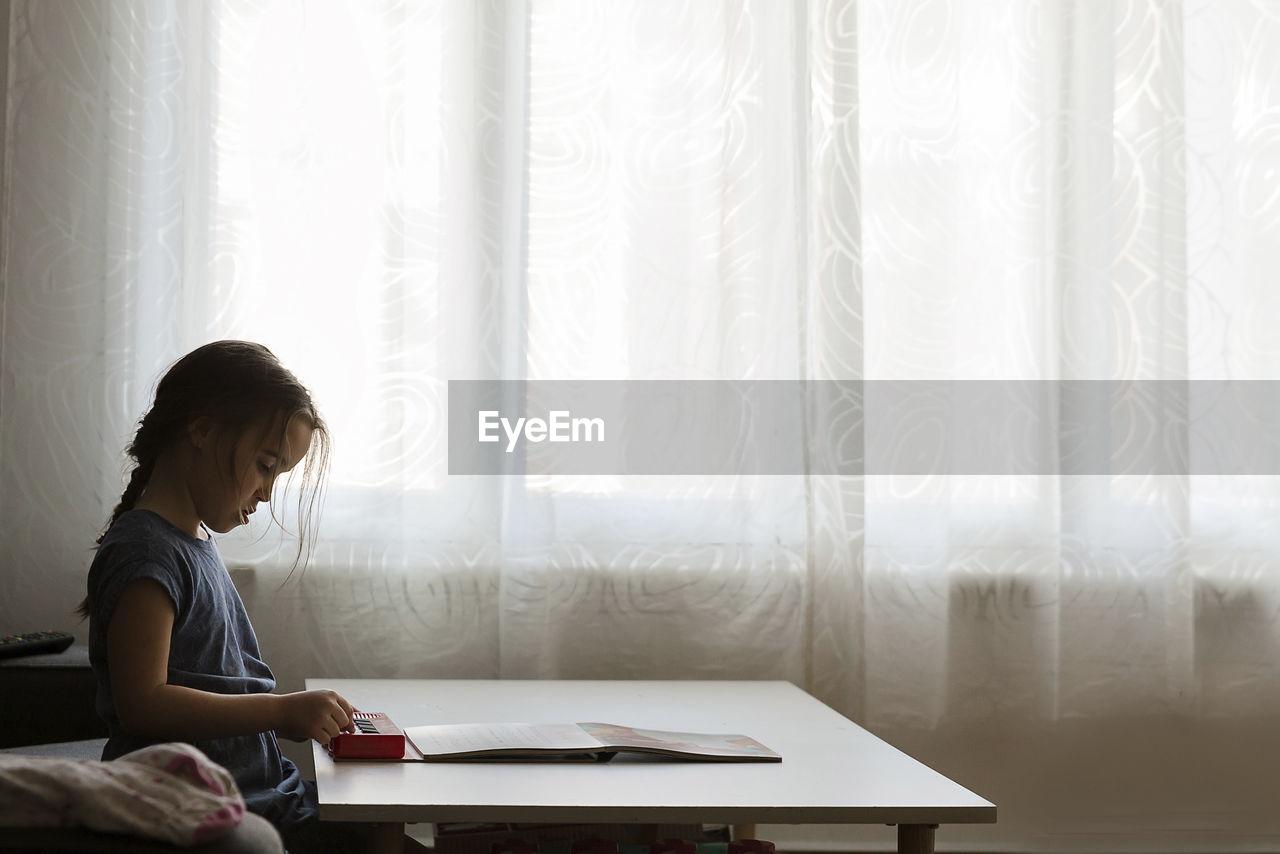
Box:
xmin=402 ymin=721 xmax=781 ymax=762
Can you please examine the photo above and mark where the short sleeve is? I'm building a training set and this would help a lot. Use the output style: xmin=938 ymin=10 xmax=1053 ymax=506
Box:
xmin=88 ymin=545 xmax=189 ymax=633
xmin=94 ymin=560 xmax=186 ymax=627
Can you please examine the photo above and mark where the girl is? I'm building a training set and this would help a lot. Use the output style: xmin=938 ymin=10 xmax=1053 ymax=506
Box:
xmin=80 ymin=341 xmax=406 ymax=853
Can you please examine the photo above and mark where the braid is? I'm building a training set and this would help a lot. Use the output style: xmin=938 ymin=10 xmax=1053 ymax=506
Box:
xmin=95 ymin=415 xmax=166 ymax=545
xmin=81 ymin=415 xmax=165 ymax=619
xmin=96 ymin=461 xmax=154 ymax=545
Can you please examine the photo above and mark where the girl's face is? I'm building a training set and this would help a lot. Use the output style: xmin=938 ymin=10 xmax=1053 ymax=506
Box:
xmin=193 ymin=413 xmax=315 ymax=534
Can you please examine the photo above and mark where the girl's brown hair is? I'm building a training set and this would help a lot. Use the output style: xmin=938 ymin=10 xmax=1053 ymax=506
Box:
xmin=78 ymin=341 xmax=329 ymax=617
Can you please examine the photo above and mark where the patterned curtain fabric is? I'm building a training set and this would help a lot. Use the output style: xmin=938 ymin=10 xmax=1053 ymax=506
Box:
xmin=3 ymin=1 xmax=1280 ymax=849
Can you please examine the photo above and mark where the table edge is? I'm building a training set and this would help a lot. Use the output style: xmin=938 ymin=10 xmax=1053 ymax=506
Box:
xmin=317 ymin=804 xmax=998 ymax=825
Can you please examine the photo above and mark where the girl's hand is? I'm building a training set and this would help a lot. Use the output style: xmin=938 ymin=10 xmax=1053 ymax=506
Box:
xmin=276 ymin=689 xmax=355 ymax=745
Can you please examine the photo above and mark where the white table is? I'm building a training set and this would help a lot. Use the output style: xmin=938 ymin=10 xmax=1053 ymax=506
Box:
xmin=306 ymin=679 xmax=995 ymax=854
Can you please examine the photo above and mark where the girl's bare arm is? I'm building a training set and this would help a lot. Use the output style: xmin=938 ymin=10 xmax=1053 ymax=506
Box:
xmin=106 ymin=578 xmax=353 ymax=744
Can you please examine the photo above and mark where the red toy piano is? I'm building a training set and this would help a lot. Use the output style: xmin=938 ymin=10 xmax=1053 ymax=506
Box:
xmin=327 ymin=711 xmax=406 ymax=760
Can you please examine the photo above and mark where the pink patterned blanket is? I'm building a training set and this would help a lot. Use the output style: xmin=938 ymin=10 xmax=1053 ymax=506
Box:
xmin=0 ymin=741 xmax=245 ymax=845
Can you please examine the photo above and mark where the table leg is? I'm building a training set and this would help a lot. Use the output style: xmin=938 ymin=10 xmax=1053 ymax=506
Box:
xmin=366 ymin=821 xmax=406 ymax=854
xmin=897 ymin=824 xmax=937 ymax=854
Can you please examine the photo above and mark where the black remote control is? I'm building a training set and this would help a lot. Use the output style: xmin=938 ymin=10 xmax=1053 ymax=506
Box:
xmin=0 ymin=630 xmax=75 ymax=660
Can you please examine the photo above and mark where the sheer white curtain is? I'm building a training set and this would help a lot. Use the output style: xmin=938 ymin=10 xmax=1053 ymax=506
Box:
xmin=4 ymin=0 xmax=1280 ymax=850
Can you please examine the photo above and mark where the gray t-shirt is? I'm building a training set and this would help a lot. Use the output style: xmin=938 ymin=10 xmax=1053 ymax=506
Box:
xmin=87 ymin=509 xmax=314 ymax=828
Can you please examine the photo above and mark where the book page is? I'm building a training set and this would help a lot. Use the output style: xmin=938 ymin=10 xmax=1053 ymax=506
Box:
xmin=579 ymin=722 xmax=780 ymax=759
xmin=405 ymin=722 xmax=603 ymax=757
